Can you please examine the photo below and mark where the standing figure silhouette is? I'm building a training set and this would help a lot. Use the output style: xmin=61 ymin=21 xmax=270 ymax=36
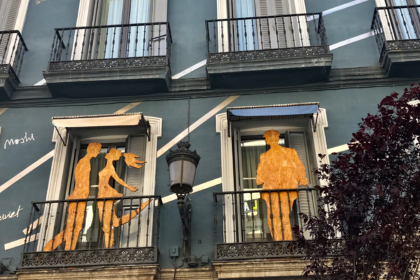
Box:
xmin=44 ymin=142 xmax=102 ymax=251
xmin=97 ymin=148 xmax=151 ymax=248
xmin=256 ymin=130 xmax=309 ymax=241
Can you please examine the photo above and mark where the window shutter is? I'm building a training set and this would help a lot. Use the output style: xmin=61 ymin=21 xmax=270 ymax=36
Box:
xmin=0 ymin=0 xmax=21 ymax=63
xmin=5 ymin=0 xmax=20 ymax=30
xmin=254 ymin=0 xmax=286 ymax=49
xmin=124 ymin=135 xmax=147 ymax=198
xmin=286 ymin=131 xmax=316 ymax=237
xmin=0 ymin=0 xmax=21 ymax=31
xmin=121 ymin=135 xmax=148 ymax=247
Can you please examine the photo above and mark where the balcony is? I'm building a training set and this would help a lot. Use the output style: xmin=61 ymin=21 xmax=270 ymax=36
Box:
xmin=371 ymin=5 xmax=420 ymax=77
xmin=0 ymin=31 xmax=28 ymax=100
xmin=213 ymin=188 xmax=342 ymax=261
xmin=43 ymin=23 xmax=172 ymax=98
xmin=206 ymin=13 xmax=332 ymax=89
xmin=20 ymin=195 xmax=162 ymax=269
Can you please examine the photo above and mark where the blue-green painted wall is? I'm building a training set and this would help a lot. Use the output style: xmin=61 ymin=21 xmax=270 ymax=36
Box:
xmin=0 ymin=85 xmax=410 ymax=268
xmin=19 ymin=0 xmax=79 ymax=86
xmin=0 ymin=0 xmax=416 ymax=271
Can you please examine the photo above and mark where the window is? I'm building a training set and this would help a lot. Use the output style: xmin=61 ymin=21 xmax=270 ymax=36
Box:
xmin=216 ymin=0 xmax=309 ymax=52
xmin=375 ymin=0 xmax=420 ymax=40
xmin=386 ymin=0 xmax=420 ymax=39
xmin=63 ymin=140 xmax=144 ymax=249
xmin=40 ymin=113 xmax=162 ymax=251
xmin=0 ymin=0 xmax=29 ymax=64
xmin=216 ymin=104 xmax=329 ymax=243
xmin=74 ymin=0 xmax=168 ymax=59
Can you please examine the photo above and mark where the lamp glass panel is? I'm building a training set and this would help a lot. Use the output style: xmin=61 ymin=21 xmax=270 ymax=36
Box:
xmin=169 ymin=161 xmax=182 ymax=186
xmin=181 ymin=161 xmax=197 ymax=187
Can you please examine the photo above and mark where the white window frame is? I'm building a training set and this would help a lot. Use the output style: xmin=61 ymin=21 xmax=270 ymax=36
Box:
xmin=216 ymin=108 xmax=329 ymax=243
xmin=38 ymin=115 xmax=162 ymax=251
xmin=15 ymin=0 xmax=30 ymax=33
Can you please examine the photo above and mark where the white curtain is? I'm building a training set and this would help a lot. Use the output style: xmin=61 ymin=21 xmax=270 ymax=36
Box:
xmin=129 ymin=0 xmax=151 ymax=57
xmin=235 ymin=0 xmax=257 ymax=51
xmin=104 ymin=0 xmax=124 ymax=58
xmin=393 ymin=0 xmax=417 ymax=39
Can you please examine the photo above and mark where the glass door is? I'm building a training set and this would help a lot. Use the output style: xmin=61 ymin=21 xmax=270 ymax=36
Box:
xmin=75 ymin=143 xmax=127 ymax=250
xmin=96 ymin=0 xmax=152 ymax=59
xmin=240 ymin=136 xmax=299 ymax=242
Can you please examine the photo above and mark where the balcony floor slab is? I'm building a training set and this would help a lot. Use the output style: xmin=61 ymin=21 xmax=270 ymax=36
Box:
xmin=382 ymin=49 xmax=420 ymax=78
xmin=43 ymin=62 xmax=171 ymax=98
xmin=207 ymin=48 xmax=333 ymax=89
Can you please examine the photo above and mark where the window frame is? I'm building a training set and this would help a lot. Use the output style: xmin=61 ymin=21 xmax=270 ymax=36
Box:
xmin=38 ymin=115 xmax=162 ymax=252
xmin=216 ymin=109 xmax=329 ymax=243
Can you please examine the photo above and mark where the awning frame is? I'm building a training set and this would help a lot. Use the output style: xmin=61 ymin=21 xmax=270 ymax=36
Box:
xmin=227 ymin=103 xmax=320 ymax=137
xmin=52 ymin=113 xmax=151 ymax=146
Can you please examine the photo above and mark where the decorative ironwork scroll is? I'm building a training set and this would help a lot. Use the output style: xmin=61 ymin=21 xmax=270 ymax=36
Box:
xmin=207 ymin=46 xmax=330 ymax=64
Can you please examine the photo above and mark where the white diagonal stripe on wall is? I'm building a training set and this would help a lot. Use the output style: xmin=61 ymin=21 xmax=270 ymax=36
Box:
xmin=330 ymin=31 xmax=375 ymax=50
xmin=5 ymin=234 xmax=39 ymax=251
xmin=156 ymin=178 xmax=222 ymax=206
xmin=34 ymin=79 xmax=46 ymax=86
xmin=0 ymin=108 xmax=8 ymax=115
xmin=172 ymin=59 xmax=207 ymax=79
xmin=0 ymin=150 xmax=55 ymax=194
xmin=113 ymin=102 xmax=142 ymax=114
xmin=23 ymin=216 xmax=43 ymax=235
xmin=156 ymin=96 xmax=240 ymax=158
xmin=328 ymin=144 xmax=350 ymax=154
xmin=308 ymin=0 xmax=370 ymax=21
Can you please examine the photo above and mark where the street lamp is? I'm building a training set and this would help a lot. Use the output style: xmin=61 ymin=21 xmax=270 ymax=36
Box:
xmin=166 ymin=141 xmax=200 ymax=266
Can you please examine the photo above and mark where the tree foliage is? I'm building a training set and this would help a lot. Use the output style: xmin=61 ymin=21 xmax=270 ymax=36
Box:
xmin=295 ymin=85 xmax=420 ymax=279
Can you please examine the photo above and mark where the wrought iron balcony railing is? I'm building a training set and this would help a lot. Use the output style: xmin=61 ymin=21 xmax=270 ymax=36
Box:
xmin=20 ymin=195 xmax=162 ymax=269
xmin=0 ymin=30 xmax=28 ymax=85
xmin=48 ymin=22 xmax=172 ymax=72
xmin=206 ymin=13 xmax=329 ymax=63
xmin=213 ymin=188 xmax=342 ymax=261
xmin=371 ymin=5 xmax=420 ymax=63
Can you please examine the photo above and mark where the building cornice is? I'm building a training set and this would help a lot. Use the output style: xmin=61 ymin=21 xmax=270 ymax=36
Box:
xmin=2 ymin=66 xmax=418 ymax=108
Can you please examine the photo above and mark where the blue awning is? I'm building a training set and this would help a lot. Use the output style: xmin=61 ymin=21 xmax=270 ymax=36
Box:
xmin=229 ymin=104 xmax=318 ymax=118
xmin=227 ymin=102 xmax=320 ymax=135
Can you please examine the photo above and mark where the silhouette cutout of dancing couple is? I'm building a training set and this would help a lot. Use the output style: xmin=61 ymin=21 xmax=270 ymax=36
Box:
xmin=43 ymin=142 xmax=152 ymax=251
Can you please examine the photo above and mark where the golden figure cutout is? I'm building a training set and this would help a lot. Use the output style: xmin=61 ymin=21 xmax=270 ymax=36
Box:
xmin=97 ymin=148 xmax=151 ymax=248
xmin=256 ymin=130 xmax=309 ymax=241
xmin=44 ymin=142 xmax=102 ymax=251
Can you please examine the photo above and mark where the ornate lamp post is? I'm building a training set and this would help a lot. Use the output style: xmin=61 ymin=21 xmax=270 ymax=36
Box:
xmin=166 ymin=141 xmax=200 ymax=265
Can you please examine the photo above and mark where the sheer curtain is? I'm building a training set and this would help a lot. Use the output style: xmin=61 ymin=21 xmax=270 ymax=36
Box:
xmin=235 ymin=0 xmax=257 ymax=51
xmin=393 ymin=0 xmax=417 ymax=39
xmin=102 ymin=0 xmax=124 ymax=58
xmin=242 ymin=145 xmax=265 ymax=189
xmin=129 ymin=0 xmax=151 ymax=57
